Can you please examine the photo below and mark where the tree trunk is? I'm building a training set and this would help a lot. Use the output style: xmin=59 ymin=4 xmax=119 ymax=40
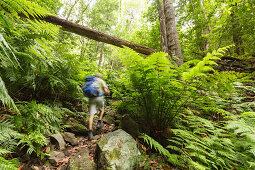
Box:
xmin=98 ymin=43 xmax=104 ymax=67
xmin=66 ymin=0 xmax=79 ymax=20
xmin=158 ymin=0 xmax=169 ymax=54
xmin=230 ymin=5 xmax=244 ymax=55
xmin=40 ymin=15 xmax=156 ymax=55
xmin=201 ymin=0 xmax=210 ymax=51
xmin=163 ymin=0 xmax=183 ymax=66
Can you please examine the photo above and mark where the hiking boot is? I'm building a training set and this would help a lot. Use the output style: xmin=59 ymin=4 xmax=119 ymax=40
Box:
xmin=96 ymin=120 xmax=103 ymax=129
xmin=88 ymin=130 xmax=93 ymax=140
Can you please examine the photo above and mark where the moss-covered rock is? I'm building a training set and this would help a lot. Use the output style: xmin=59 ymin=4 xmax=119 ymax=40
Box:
xmin=103 ymin=114 xmax=115 ymax=125
xmin=67 ymin=150 xmax=95 ymax=170
xmin=96 ymin=129 xmax=140 ymax=170
xmin=66 ymin=118 xmax=88 ymax=134
xmin=120 ymin=115 xmax=140 ymax=137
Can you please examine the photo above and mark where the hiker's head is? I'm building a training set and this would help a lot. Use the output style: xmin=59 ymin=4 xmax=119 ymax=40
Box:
xmin=95 ymin=73 xmax=103 ymax=79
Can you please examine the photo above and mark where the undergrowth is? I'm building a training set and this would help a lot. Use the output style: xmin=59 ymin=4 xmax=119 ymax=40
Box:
xmin=117 ymin=47 xmax=255 ymax=169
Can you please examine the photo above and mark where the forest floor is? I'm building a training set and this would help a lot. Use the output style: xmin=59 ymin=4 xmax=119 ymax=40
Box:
xmin=53 ymin=122 xmax=114 ymax=170
xmin=23 ymin=118 xmax=169 ymax=170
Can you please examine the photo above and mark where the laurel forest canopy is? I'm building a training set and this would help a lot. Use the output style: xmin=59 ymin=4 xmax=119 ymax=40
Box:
xmin=0 ymin=0 xmax=254 ymax=169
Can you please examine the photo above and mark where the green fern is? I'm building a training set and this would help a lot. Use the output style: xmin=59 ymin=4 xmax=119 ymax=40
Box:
xmin=0 ymin=76 xmax=19 ymax=112
xmin=139 ymin=133 xmax=171 ymax=158
xmin=0 ymin=0 xmax=48 ymax=19
xmin=0 ymin=119 xmax=20 ymax=152
xmin=0 ymin=157 xmax=19 ymax=170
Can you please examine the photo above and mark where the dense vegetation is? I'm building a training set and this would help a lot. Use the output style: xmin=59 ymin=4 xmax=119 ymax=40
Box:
xmin=0 ymin=0 xmax=254 ymax=169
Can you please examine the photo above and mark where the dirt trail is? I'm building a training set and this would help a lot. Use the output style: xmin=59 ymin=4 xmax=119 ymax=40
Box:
xmin=56 ymin=123 xmax=115 ymax=170
xmin=24 ymin=122 xmax=115 ymax=170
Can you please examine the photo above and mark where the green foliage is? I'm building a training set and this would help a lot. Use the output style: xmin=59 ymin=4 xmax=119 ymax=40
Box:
xmin=118 ymin=46 xmax=254 ymax=168
xmin=168 ymin=114 xmax=240 ymax=169
xmin=139 ymin=112 xmax=255 ymax=169
xmin=0 ymin=76 xmax=18 ymax=112
xmin=0 ymin=157 xmax=19 ymax=170
xmin=0 ymin=0 xmax=48 ymax=19
xmin=118 ymin=46 xmax=232 ymax=132
xmin=176 ymin=0 xmax=255 ymax=59
xmin=140 ymin=133 xmax=170 ymax=158
xmin=119 ymin=48 xmax=185 ymax=132
xmin=13 ymin=101 xmax=62 ymax=134
xmin=11 ymin=101 xmax=63 ymax=157
xmin=0 ymin=119 xmax=20 ymax=152
xmin=0 ymin=119 xmax=20 ymax=169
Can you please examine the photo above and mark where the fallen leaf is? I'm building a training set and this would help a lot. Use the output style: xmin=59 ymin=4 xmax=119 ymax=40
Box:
xmin=58 ymin=157 xmax=70 ymax=164
xmin=0 ymin=115 xmax=6 ymax=119
xmin=166 ymin=124 xmax=170 ymax=132
xmin=68 ymin=148 xmax=76 ymax=152
xmin=150 ymin=160 xmax=157 ymax=164
xmin=141 ymin=145 xmax=146 ymax=152
xmin=31 ymin=166 xmax=39 ymax=170
xmin=18 ymin=164 xmax=24 ymax=170
xmin=140 ymin=161 xmax=145 ymax=167
xmin=45 ymin=146 xmax=50 ymax=153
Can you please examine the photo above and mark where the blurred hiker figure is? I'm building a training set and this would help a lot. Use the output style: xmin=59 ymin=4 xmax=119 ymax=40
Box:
xmin=82 ymin=73 xmax=110 ymax=140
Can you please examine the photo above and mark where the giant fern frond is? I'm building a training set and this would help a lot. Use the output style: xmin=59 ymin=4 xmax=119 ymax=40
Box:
xmin=0 ymin=157 xmax=19 ymax=170
xmin=0 ymin=119 xmax=20 ymax=152
xmin=139 ymin=133 xmax=171 ymax=157
xmin=0 ymin=76 xmax=19 ymax=112
xmin=0 ymin=0 xmax=48 ymax=19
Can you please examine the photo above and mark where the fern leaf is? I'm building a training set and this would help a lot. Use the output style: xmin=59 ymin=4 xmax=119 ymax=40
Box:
xmin=139 ymin=134 xmax=171 ymax=157
xmin=0 ymin=76 xmax=19 ymax=112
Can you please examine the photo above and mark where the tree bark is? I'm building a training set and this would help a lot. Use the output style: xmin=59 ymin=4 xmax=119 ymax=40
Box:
xmin=158 ymin=0 xmax=169 ymax=54
xmin=163 ymin=0 xmax=183 ymax=66
xmin=98 ymin=43 xmax=105 ymax=67
xmin=230 ymin=6 xmax=244 ymax=55
xmin=39 ymin=15 xmax=156 ymax=55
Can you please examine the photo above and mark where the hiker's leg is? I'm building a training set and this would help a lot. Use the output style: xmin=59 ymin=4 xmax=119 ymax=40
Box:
xmin=99 ymin=108 xmax=104 ymax=120
xmin=88 ymin=98 xmax=97 ymax=130
xmin=98 ymin=96 xmax=105 ymax=120
xmin=89 ymin=114 xmax=94 ymax=130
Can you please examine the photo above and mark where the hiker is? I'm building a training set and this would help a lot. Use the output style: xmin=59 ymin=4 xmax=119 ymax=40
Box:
xmin=83 ymin=73 xmax=110 ymax=140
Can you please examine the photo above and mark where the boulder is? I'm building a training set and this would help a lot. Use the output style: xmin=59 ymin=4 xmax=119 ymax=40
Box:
xmin=96 ymin=129 xmax=140 ymax=170
xmin=51 ymin=133 xmax=66 ymax=150
xmin=120 ymin=115 xmax=140 ymax=137
xmin=49 ymin=151 xmax=65 ymax=165
xmin=67 ymin=150 xmax=96 ymax=170
xmin=63 ymin=132 xmax=78 ymax=146
xmin=67 ymin=118 xmax=88 ymax=134
xmin=103 ymin=114 xmax=115 ymax=125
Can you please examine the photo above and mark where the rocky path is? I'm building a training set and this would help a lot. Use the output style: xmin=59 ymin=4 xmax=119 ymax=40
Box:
xmin=21 ymin=104 xmax=170 ymax=170
xmin=24 ymin=122 xmax=115 ymax=170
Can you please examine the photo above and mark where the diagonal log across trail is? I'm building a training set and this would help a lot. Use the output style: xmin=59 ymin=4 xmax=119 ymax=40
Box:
xmin=41 ymin=15 xmax=156 ymax=55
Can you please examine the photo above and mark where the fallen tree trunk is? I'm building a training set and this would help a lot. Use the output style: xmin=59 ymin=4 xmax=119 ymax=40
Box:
xmin=40 ymin=15 xmax=156 ymax=55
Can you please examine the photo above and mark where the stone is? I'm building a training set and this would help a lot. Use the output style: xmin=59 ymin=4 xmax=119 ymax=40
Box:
xmin=96 ymin=129 xmax=140 ymax=170
xmin=120 ymin=115 xmax=140 ymax=137
xmin=49 ymin=151 xmax=65 ymax=165
xmin=31 ymin=166 xmax=40 ymax=170
xmin=68 ymin=118 xmax=88 ymax=134
xmin=67 ymin=150 xmax=96 ymax=170
xmin=103 ymin=114 xmax=115 ymax=125
xmin=63 ymin=132 xmax=78 ymax=146
xmin=51 ymin=133 xmax=66 ymax=150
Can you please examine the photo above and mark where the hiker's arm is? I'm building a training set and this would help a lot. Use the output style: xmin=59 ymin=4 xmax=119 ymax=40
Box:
xmin=103 ymin=87 xmax=110 ymax=95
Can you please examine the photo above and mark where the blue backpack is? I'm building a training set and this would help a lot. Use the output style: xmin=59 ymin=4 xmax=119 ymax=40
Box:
xmin=82 ymin=76 xmax=103 ymax=98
